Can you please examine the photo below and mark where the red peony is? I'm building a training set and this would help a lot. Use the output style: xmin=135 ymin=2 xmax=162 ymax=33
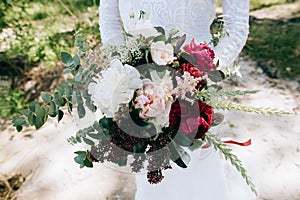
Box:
xmin=168 ymin=100 xmax=214 ymax=139
xmin=183 ymin=38 xmax=216 ymax=73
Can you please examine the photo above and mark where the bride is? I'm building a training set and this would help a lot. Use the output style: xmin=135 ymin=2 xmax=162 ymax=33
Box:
xmin=98 ymin=0 xmax=251 ymax=199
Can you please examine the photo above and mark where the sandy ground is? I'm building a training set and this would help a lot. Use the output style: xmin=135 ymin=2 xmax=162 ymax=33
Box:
xmin=0 ymin=57 xmax=300 ymax=200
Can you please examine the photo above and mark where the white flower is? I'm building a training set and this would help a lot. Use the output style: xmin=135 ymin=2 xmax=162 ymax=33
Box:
xmin=151 ymin=41 xmax=174 ymax=65
xmin=88 ymin=59 xmax=142 ymax=118
xmin=128 ymin=19 xmax=159 ymax=38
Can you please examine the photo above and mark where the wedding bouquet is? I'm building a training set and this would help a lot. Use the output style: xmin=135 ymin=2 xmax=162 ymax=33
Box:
xmin=12 ymin=20 xmax=289 ymax=195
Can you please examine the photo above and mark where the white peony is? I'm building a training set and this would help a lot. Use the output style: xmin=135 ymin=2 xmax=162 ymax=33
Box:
xmin=150 ymin=41 xmax=174 ymax=65
xmin=88 ymin=59 xmax=142 ymax=118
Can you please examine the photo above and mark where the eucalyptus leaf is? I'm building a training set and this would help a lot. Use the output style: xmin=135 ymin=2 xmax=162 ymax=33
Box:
xmin=16 ymin=125 xmax=23 ymax=132
xmin=28 ymin=112 xmax=36 ymax=125
xmin=61 ymin=52 xmax=74 ymax=67
xmin=77 ymin=104 xmax=86 ymax=119
xmin=13 ymin=117 xmax=26 ymax=126
xmin=132 ymin=144 xmax=147 ymax=153
xmin=83 ymin=158 xmax=93 ymax=168
xmin=41 ymin=92 xmax=53 ymax=104
xmin=93 ymin=121 xmax=102 ymax=131
xmin=73 ymin=54 xmax=80 ymax=66
xmin=154 ymin=27 xmax=165 ymax=35
xmin=173 ymin=132 xmax=193 ymax=147
xmin=153 ymin=35 xmax=166 ymax=42
xmin=58 ymin=110 xmax=64 ymax=122
xmin=211 ymin=113 xmax=224 ymax=126
xmin=83 ymin=137 xmax=95 ymax=146
xmin=67 ymin=102 xmax=73 ymax=114
xmin=208 ymin=70 xmax=226 ymax=82
xmin=48 ymin=101 xmax=57 ymax=117
xmin=34 ymin=117 xmax=45 ymax=129
xmin=19 ymin=109 xmax=30 ymax=116
xmin=174 ymin=34 xmax=186 ymax=54
xmin=87 ymin=133 xmax=103 ymax=140
xmin=189 ymin=139 xmax=204 ymax=151
xmin=168 ymin=29 xmax=180 ymax=38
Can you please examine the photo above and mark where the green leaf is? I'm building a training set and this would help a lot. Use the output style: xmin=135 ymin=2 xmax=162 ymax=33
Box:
xmin=99 ymin=117 xmax=112 ymax=129
xmin=48 ymin=101 xmax=57 ymax=117
xmin=174 ymin=34 xmax=186 ymax=54
xmin=41 ymin=92 xmax=53 ymax=104
xmin=54 ymin=92 xmax=66 ymax=107
xmin=153 ymin=35 xmax=166 ymax=42
xmin=132 ymin=144 xmax=147 ymax=153
xmin=211 ymin=113 xmax=224 ymax=126
xmin=58 ymin=110 xmax=64 ymax=122
xmin=61 ymin=52 xmax=74 ymax=67
xmin=12 ymin=117 xmax=26 ymax=126
xmin=29 ymin=101 xmax=38 ymax=112
xmin=83 ymin=137 xmax=95 ymax=146
xmin=189 ymin=139 xmax=204 ymax=151
xmin=87 ymin=133 xmax=103 ymax=140
xmin=74 ymin=151 xmax=87 ymax=155
xmin=180 ymin=52 xmax=197 ymax=66
xmin=19 ymin=109 xmax=30 ymax=116
xmin=169 ymin=141 xmax=191 ymax=168
xmin=154 ymin=27 xmax=165 ymax=35
xmin=77 ymin=104 xmax=86 ymax=119
xmin=83 ymin=158 xmax=93 ymax=168
xmin=85 ymin=97 xmax=96 ymax=112
xmin=73 ymin=54 xmax=80 ymax=66
xmin=28 ymin=113 xmax=36 ymax=125
xmin=173 ymin=132 xmax=193 ymax=147
xmin=34 ymin=117 xmax=45 ymax=129
xmin=67 ymin=102 xmax=73 ymax=114
xmin=168 ymin=29 xmax=180 ymax=38
xmin=65 ymin=85 xmax=73 ymax=101
xmin=93 ymin=121 xmax=102 ymax=131
xmin=16 ymin=125 xmax=23 ymax=132
xmin=36 ymin=106 xmax=46 ymax=119
xmin=208 ymin=70 xmax=226 ymax=82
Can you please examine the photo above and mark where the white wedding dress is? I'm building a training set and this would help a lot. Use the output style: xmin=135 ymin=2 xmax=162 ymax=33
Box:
xmin=98 ymin=0 xmax=252 ymax=199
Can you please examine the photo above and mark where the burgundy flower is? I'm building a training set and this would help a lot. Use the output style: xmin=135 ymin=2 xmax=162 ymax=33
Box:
xmin=168 ymin=100 xmax=214 ymax=139
xmin=183 ymin=38 xmax=216 ymax=73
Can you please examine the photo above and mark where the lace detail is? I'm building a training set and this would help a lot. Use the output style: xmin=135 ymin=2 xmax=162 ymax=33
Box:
xmin=99 ymin=0 xmax=249 ymax=67
xmin=139 ymin=0 xmax=214 ymax=43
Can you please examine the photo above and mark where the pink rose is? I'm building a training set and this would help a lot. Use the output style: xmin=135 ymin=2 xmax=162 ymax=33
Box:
xmin=135 ymin=79 xmax=166 ymax=119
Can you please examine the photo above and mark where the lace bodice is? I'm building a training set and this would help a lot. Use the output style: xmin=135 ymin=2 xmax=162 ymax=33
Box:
xmin=99 ymin=0 xmax=249 ymax=67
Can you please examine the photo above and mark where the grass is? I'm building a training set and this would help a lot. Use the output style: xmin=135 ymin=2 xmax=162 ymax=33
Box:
xmin=244 ymin=17 xmax=300 ymax=79
xmin=1 ymin=0 xmax=99 ymax=67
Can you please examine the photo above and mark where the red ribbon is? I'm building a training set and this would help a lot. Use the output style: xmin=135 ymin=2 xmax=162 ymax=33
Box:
xmin=202 ymin=139 xmax=252 ymax=149
xmin=223 ymin=139 xmax=252 ymax=146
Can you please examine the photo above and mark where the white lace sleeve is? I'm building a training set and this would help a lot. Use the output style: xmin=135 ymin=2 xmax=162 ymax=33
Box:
xmin=99 ymin=0 xmax=125 ymax=45
xmin=213 ymin=0 xmax=250 ymax=67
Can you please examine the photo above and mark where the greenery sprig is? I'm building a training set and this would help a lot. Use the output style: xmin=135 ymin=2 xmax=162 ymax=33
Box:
xmin=12 ymin=33 xmax=96 ymax=131
xmin=207 ymin=101 xmax=291 ymax=116
xmin=205 ymin=133 xmax=257 ymax=195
